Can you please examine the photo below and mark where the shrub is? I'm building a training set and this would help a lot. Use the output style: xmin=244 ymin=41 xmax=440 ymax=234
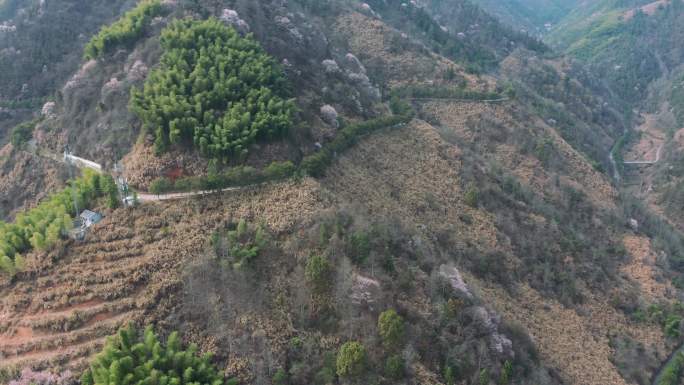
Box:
xmin=336 ymin=341 xmax=368 ymax=378
xmin=10 ymin=121 xmax=35 ymax=149
xmin=149 ymin=177 xmax=173 ymax=195
xmin=658 ymin=352 xmax=684 ymax=385
xmin=263 ymin=161 xmax=297 ymax=180
xmin=444 ymin=365 xmax=457 ymax=385
xmin=665 ymin=315 xmax=682 ymax=339
xmin=479 ymin=369 xmax=490 ymax=385
xmin=384 ymin=355 xmax=405 ymax=379
xmin=101 ymin=175 xmax=120 ymax=209
xmin=81 ymin=324 xmax=229 ymax=385
xmin=464 ymin=184 xmax=479 ymax=208
xmin=130 ymin=18 xmax=295 ymax=160
xmin=378 ymin=309 xmax=406 ymax=349
xmin=348 ymin=231 xmax=371 ymax=264
xmin=213 ymin=219 xmax=267 ymax=269
xmin=499 ymin=360 xmax=513 ymax=385
xmin=272 ymin=368 xmax=288 ymax=385
xmin=84 ymin=0 xmax=163 ymax=60
xmin=305 ymin=255 xmax=333 ymax=294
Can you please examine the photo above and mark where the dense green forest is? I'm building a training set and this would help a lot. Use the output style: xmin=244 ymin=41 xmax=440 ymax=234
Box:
xmin=547 ymin=0 xmax=684 ymax=106
xmin=0 ymin=170 xmax=116 ymax=276
xmin=130 ymin=18 xmax=295 ymax=161
xmin=83 ymin=0 xmax=164 ymax=60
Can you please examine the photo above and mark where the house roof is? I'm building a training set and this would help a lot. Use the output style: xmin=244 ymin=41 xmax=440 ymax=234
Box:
xmin=80 ymin=210 xmax=102 ymax=222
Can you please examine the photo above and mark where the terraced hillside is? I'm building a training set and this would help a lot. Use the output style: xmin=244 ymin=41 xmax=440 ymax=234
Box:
xmin=0 ymin=206 xmax=184 ymax=375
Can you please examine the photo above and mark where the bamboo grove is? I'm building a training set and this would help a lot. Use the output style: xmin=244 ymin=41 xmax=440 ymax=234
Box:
xmin=130 ymin=18 xmax=295 ymax=161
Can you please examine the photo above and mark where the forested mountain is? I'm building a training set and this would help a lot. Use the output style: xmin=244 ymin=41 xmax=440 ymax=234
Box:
xmin=1 ymin=1 xmax=684 ymax=385
xmin=470 ymin=0 xmax=580 ymax=35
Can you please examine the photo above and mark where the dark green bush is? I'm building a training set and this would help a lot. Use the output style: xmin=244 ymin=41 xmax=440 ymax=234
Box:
xmin=131 ymin=18 xmax=295 ymax=160
xmin=305 ymin=255 xmax=333 ymax=294
xmin=84 ymin=0 xmax=163 ymax=60
xmin=272 ymin=368 xmax=288 ymax=385
xmin=348 ymin=231 xmax=371 ymax=264
xmin=464 ymin=184 xmax=479 ymax=208
xmin=81 ymin=324 xmax=228 ymax=385
xmin=658 ymin=352 xmax=684 ymax=385
xmin=384 ymin=355 xmax=405 ymax=380
xmin=264 ymin=161 xmax=297 ymax=180
xmin=10 ymin=120 xmax=36 ymax=148
xmin=149 ymin=177 xmax=173 ymax=195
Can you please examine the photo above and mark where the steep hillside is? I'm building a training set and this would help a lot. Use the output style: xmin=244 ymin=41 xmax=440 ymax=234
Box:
xmin=0 ymin=0 xmax=134 ymax=144
xmin=469 ymin=0 xmax=579 ymax=35
xmin=547 ymin=0 xmax=684 ymax=106
xmin=2 ymin=1 xmax=684 ymax=385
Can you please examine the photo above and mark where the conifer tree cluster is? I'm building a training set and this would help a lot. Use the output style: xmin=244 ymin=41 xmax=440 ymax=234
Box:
xmin=0 ymin=170 xmax=112 ymax=276
xmin=130 ymin=18 xmax=295 ymax=161
xmin=84 ymin=0 xmax=164 ymax=60
xmin=81 ymin=324 xmax=228 ymax=385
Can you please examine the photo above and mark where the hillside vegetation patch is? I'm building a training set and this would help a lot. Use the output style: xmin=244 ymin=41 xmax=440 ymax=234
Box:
xmin=84 ymin=0 xmax=164 ymax=60
xmin=130 ymin=18 xmax=295 ymax=161
xmin=81 ymin=324 xmax=230 ymax=385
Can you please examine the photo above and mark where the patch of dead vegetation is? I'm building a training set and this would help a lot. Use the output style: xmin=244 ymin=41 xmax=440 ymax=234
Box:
xmin=421 ymin=100 xmax=617 ymax=210
xmin=0 ymin=144 xmax=66 ymax=221
xmin=0 ymin=178 xmax=325 ymax=376
xmin=324 ymin=119 xmax=499 ymax=252
xmin=474 ymin=276 xmax=667 ymax=385
xmin=333 ymin=11 xmax=492 ymax=90
xmin=621 ymin=235 xmax=673 ymax=301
